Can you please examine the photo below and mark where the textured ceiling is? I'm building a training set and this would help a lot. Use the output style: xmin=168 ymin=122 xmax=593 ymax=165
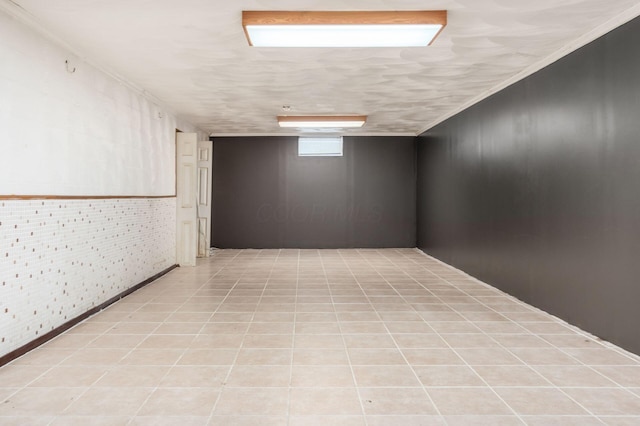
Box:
xmin=8 ymin=0 xmax=640 ymax=135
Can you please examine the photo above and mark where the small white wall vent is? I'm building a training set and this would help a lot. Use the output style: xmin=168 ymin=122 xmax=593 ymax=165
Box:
xmin=298 ymin=137 xmax=343 ymax=157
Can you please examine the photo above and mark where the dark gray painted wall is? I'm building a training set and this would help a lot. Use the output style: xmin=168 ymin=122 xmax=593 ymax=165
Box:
xmin=212 ymin=136 xmax=416 ymax=249
xmin=417 ymin=17 xmax=640 ymax=353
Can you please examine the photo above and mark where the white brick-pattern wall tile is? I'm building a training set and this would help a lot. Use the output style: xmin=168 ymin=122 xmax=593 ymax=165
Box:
xmin=0 ymin=198 xmax=176 ymax=357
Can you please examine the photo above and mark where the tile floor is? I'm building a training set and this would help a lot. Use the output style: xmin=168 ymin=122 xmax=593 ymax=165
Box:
xmin=1 ymin=248 xmax=640 ymax=425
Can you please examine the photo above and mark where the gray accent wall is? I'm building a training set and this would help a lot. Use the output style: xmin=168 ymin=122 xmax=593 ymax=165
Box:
xmin=417 ymin=17 xmax=640 ymax=353
xmin=212 ymin=136 xmax=416 ymax=249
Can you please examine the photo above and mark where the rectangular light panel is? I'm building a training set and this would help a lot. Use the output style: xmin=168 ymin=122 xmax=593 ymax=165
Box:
xmin=243 ymin=11 xmax=447 ymax=48
xmin=278 ymin=115 xmax=367 ymax=128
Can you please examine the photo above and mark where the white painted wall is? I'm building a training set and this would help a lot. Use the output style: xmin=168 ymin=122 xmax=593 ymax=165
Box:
xmin=0 ymin=8 xmax=208 ymax=358
xmin=0 ymin=9 xmax=208 ymax=196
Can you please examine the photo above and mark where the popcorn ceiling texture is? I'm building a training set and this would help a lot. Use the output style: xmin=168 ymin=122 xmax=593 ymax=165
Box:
xmin=0 ymin=198 xmax=176 ymax=358
xmin=9 ymin=0 xmax=640 ymax=135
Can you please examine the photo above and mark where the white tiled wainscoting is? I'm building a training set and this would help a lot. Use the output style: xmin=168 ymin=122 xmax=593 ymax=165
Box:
xmin=0 ymin=198 xmax=176 ymax=357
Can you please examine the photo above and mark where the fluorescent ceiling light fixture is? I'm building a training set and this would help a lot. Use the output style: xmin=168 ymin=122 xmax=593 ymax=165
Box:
xmin=278 ymin=115 xmax=367 ymax=128
xmin=243 ymin=11 xmax=447 ymax=47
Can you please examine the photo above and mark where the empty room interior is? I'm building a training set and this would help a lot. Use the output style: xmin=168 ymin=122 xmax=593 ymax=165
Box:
xmin=3 ymin=0 xmax=640 ymax=424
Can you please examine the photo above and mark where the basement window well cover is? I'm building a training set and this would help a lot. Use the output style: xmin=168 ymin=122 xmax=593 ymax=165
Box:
xmin=298 ymin=137 xmax=343 ymax=157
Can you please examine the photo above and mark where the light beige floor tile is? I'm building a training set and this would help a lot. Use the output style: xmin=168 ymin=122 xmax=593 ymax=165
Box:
xmin=352 ymin=365 xmax=421 ymax=387
xmin=67 ymin=321 xmax=114 ymax=335
xmin=348 ymin=348 xmax=407 ymax=365
xmin=257 ymin=303 xmax=296 ymax=312
xmin=0 ymin=417 xmax=53 ymax=426
xmin=289 ymin=387 xmax=362 ymax=415
xmin=334 ymin=303 xmax=375 ymax=313
xmin=87 ymin=334 xmax=146 ymax=349
xmin=541 ymin=334 xmax=604 ymax=348
xmin=563 ymin=348 xmax=639 ymax=366
xmin=5 ymin=249 xmax=640 ymax=424
xmin=490 ymin=334 xmax=552 ymax=349
xmin=247 ymin=322 xmax=294 ymax=334
xmin=119 ymin=348 xmax=184 ymax=365
xmin=0 ymin=387 xmax=84 ymax=416
xmin=295 ymin=322 xmax=342 ymax=334
xmin=442 ymin=415 xmax=524 ymax=425
xmin=200 ymin=323 xmax=250 ymax=334
xmin=359 ymin=387 xmax=437 ymax=415
xmin=293 ymin=348 xmax=350 ymax=365
xmin=294 ymin=334 xmax=345 ymax=349
xmin=336 ymin=312 xmax=380 ymax=322
xmin=30 ymin=365 xmax=107 ymax=387
xmin=94 ymin=365 xmax=168 ymax=387
xmin=42 ymin=334 xmax=96 ymax=349
xmin=401 ymin=349 xmax=464 ymax=366
xmin=520 ymin=322 xmax=576 ymax=334
xmin=291 ymin=365 xmax=355 ymax=387
xmin=597 ymin=416 xmax=640 ymax=425
xmin=165 ymin=312 xmax=212 ymax=323
xmin=456 ymin=348 xmax=524 ymax=366
xmin=393 ymin=334 xmax=449 ymax=349
xmin=210 ymin=313 xmax=254 ymax=323
xmin=594 ymin=366 xmax=640 ymax=387
xmin=62 ymin=348 xmax=129 ymax=366
xmin=294 ymin=313 xmax=338 ymax=322
xmin=208 ymin=415 xmax=288 ymax=426
xmin=64 ymin=387 xmax=153 ymax=416
xmin=344 ymin=334 xmax=396 ymax=349
xmin=119 ymin=311 xmax=172 ymax=322
xmin=178 ymin=349 xmax=238 ymax=365
xmin=440 ymin=334 xmax=497 ymax=348
xmin=129 ymin=416 xmax=209 ymax=426
xmin=475 ymin=322 xmax=528 ymax=334
xmin=533 ymin=365 xmax=617 ymax=387
xmin=385 ymin=322 xmax=435 ymax=334
xmin=105 ymin=322 xmax=159 ymax=335
xmin=494 ymin=387 xmax=587 ymax=415
xmin=522 ymin=416 xmax=603 ymax=425
xmin=154 ymin=322 xmax=205 ymax=334
xmin=236 ymin=349 xmax=292 ymax=365
xmin=159 ymin=365 xmax=229 ymax=387
xmin=414 ymin=366 xmax=485 ymax=387
xmin=427 ymin=387 xmax=513 ymax=415
xmin=428 ymin=322 xmax=482 ymax=334
xmin=366 ymin=415 xmax=445 ymax=426
xmin=562 ymin=388 xmax=640 ymax=415
xmin=214 ymin=388 xmax=289 ymax=415
xmin=216 ymin=303 xmax=257 ymax=313
xmin=377 ymin=312 xmax=423 ymax=322
xmin=49 ymin=415 xmax=131 ymax=425
xmin=139 ymin=388 xmax=220 ymax=416
xmin=10 ymin=347 xmax=75 ymax=367
xmin=137 ymin=303 xmax=180 ymax=313
xmin=340 ymin=322 xmax=388 ymax=334
xmin=225 ymin=365 xmax=290 ymax=387
xmin=472 ymin=366 xmax=549 ymax=387
xmin=0 ymin=365 xmax=49 ymax=387
xmin=419 ymin=312 xmax=467 ymax=321
xmin=508 ymin=347 xmax=580 ymax=365
xmin=242 ymin=334 xmax=293 ymax=348
xmin=190 ymin=334 xmax=244 ymax=349
xmin=289 ymin=415 xmax=365 ymax=426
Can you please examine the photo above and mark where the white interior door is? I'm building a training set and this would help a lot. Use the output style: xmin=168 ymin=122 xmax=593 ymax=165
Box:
xmin=176 ymin=132 xmax=197 ymax=266
xmin=197 ymin=140 xmax=213 ymax=257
